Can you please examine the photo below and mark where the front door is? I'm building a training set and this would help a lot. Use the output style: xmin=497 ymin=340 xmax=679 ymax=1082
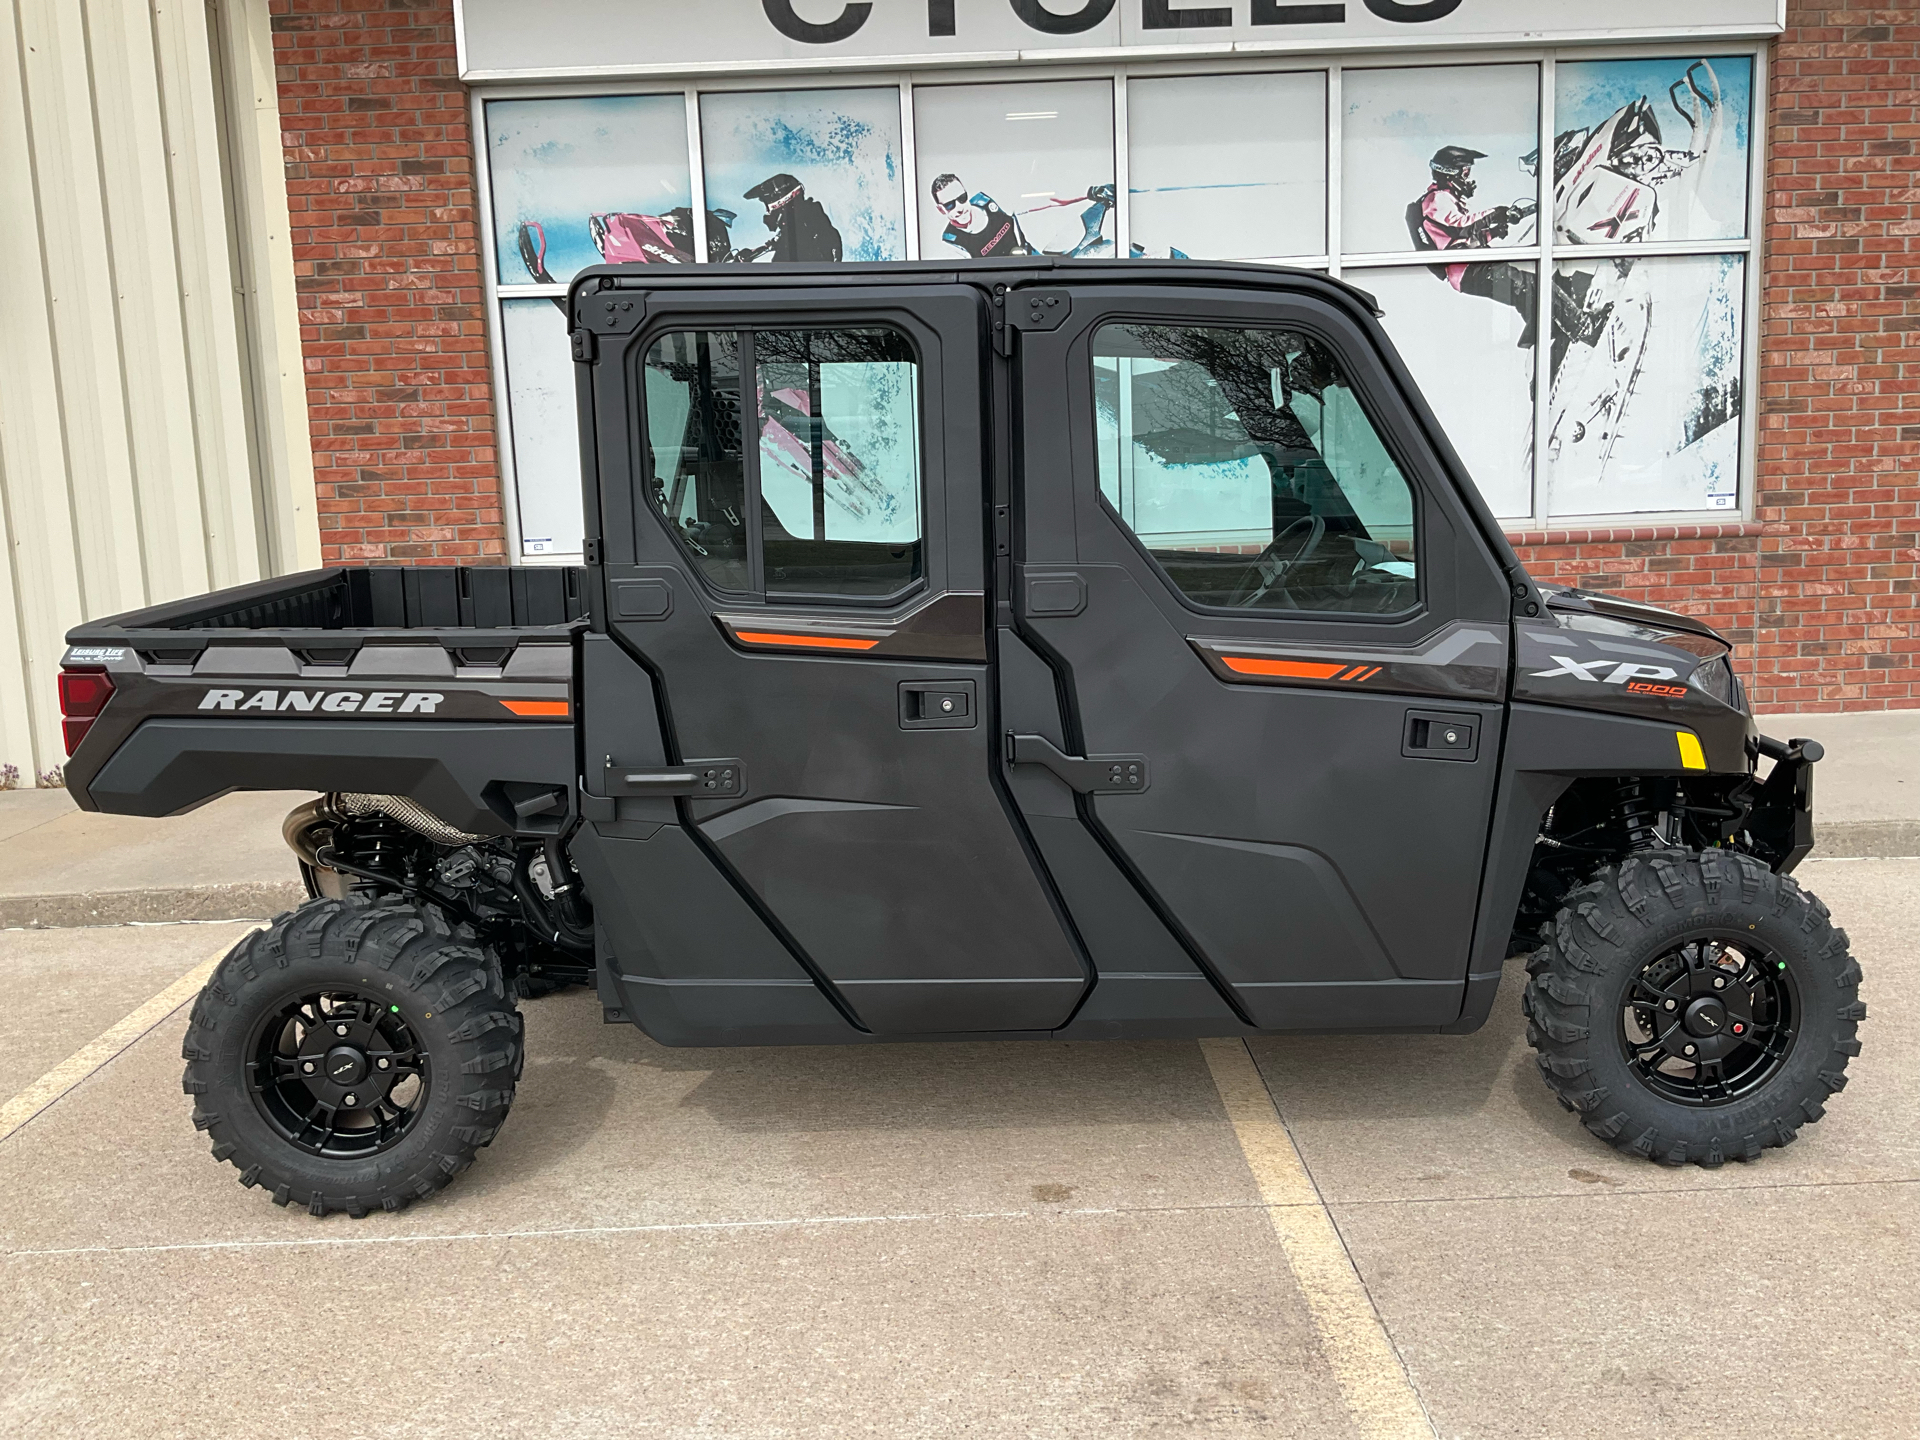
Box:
xmin=588 ymin=282 xmax=1086 ymax=1035
xmin=1009 ymin=281 xmax=1514 ymax=1029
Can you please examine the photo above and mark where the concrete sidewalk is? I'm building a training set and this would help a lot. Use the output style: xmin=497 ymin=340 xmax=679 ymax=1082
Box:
xmin=1755 ymin=708 xmax=1920 ymax=858
xmin=0 ymin=789 xmax=308 ymax=929
xmin=0 ymin=708 xmax=1911 ymax=928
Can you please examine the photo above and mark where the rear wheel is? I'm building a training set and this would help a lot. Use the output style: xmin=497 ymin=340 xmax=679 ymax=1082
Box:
xmin=1523 ymin=850 xmax=1864 ymax=1166
xmin=181 ymin=896 xmax=522 ymax=1216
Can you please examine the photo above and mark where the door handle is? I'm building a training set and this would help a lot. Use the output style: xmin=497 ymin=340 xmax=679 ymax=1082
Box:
xmin=1005 ymin=733 xmax=1149 ymax=794
xmin=1401 ymin=709 xmax=1479 ymax=762
xmin=602 ymin=757 xmax=746 ymax=797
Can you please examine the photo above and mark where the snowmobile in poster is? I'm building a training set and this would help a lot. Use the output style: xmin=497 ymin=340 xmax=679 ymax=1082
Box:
xmin=512 ymin=172 xmax=855 ymax=277
xmin=516 ymin=207 xmax=738 ymax=281
xmin=1541 ymin=62 xmax=1730 ymax=493
xmin=1543 ymin=262 xmax=1655 ymax=483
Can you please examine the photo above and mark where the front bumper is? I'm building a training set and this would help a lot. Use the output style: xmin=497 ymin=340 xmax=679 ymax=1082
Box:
xmin=1749 ymin=733 xmax=1822 ymax=873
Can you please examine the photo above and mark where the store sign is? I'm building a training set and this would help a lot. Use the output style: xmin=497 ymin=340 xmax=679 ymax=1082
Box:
xmin=458 ymin=0 xmax=1783 ymax=78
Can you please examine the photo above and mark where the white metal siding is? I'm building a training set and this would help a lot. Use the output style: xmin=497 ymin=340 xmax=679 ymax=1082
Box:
xmin=0 ymin=0 xmax=316 ymax=783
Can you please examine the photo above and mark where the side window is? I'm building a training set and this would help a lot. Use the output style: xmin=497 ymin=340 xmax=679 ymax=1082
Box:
xmin=642 ymin=327 xmax=924 ymax=601
xmin=1092 ymin=323 xmax=1418 ymax=615
xmin=643 ymin=331 xmax=750 ymax=592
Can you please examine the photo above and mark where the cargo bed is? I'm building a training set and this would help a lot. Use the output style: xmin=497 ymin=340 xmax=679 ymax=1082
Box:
xmin=61 ymin=567 xmax=588 ymax=832
xmin=70 ymin=565 xmax=587 ymax=655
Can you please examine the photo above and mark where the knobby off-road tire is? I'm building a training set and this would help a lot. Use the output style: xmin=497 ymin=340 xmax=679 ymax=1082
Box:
xmin=1523 ymin=849 xmax=1864 ymax=1166
xmin=181 ymin=895 xmax=523 ymax=1216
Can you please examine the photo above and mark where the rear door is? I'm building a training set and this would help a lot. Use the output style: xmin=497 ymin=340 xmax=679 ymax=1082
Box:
xmin=582 ymin=281 xmax=1086 ymax=1035
xmin=1008 ymin=280 xmax=1514 ymax=1029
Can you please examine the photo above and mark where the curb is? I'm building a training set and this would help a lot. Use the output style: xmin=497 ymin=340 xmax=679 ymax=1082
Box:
xmin=0 ymin=881 xmax=306 ymax=930
xmin=1805 ymin=820 xmax=1920 ymax=860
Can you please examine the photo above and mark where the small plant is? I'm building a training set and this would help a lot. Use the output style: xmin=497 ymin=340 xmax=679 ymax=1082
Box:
xmin=37 ymin=766 xmax=63 ymax=789
xmin=0 ymin=763 xmax=18 ymax=790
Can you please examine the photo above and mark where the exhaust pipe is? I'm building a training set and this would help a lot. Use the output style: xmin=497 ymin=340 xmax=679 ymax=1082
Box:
xmin=283 ymin=794 xmax=490 ymax=898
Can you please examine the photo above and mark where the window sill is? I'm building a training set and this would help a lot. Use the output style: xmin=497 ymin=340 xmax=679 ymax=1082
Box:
xmin=1504 ymin=521 xmax=1769 ymax=547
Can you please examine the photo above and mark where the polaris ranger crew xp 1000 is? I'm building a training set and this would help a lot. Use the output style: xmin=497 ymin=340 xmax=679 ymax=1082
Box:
xmin=60 ymin=261 xmax=1858 ymax=1217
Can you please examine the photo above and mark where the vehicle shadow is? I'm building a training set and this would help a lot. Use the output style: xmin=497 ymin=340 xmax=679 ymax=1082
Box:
xmin=1249 ymin=957 xmax=1544 ymax=1126
xmin=541 ymin=959 xmax=1531 ymax=1140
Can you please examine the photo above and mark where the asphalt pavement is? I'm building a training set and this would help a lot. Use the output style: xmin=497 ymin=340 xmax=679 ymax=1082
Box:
xmin=2 ymin=857 xmax=1914 ymax=1438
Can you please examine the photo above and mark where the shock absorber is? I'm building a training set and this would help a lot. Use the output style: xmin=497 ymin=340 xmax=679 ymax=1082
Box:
xmin=1616 ymin=778 xmax=1658 ymax=851
xmin=327 ymin=814 xmax=422 ymax=892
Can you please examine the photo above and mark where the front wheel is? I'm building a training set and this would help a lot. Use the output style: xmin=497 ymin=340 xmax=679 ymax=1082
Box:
xmin=181 ymin=896 xmax=522 ymax=1216
xmin=1523 ymin=850 xmax=1864 ymax=1166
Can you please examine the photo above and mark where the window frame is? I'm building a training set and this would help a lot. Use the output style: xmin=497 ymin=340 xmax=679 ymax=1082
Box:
xmin=472 ymin=38 xmax=1767 ymax=560
xmin=631 ymin=321 xmax=933 ymax=610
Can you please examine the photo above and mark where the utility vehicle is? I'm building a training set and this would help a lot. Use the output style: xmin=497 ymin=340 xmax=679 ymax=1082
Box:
xmin=61 ymin=261 xmax=1860 ymax=1216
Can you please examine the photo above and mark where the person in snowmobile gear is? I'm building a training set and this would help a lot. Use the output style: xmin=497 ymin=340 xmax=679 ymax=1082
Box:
xmin=930 ymin=173 xmax=1034 ymax=259
xmin=740 ymin=173 xmax=843 ymax=264
xmin=1404 ymin=146 xmax=1604 ymax=359
xmin=1408 ymin=147 xmax=1535 ymax=279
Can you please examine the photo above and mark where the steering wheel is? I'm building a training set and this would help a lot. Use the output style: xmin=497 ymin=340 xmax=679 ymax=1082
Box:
xmin=1230 ymin=514 xmax=1325 ymax=608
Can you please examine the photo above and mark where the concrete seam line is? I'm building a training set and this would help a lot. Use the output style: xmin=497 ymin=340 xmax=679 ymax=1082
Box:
xmin=1200 ymin=1037 xmax=1437 ymax=1440
xmin=0 ymin=1201 xmax=1323 ymax=1260
xmin=0 ymin=929 xmax=255 ymax=1145
xmin=13 ymin=1176 xmax=1920 ymax=1260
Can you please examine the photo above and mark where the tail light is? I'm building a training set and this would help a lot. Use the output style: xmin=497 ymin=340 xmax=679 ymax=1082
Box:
xmin=58 ymin=666 xmax=115 ymax=756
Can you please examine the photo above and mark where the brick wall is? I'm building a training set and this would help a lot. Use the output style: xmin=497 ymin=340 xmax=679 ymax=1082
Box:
xmin=274 ymin=0 xmax=506 ymax=564
xmin=1513 ymin=3 xmax=1919 ymax=712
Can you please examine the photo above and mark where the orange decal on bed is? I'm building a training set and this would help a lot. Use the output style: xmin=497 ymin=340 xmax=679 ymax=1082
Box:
xmin=500 ymin=699 xmax=570 ymax=717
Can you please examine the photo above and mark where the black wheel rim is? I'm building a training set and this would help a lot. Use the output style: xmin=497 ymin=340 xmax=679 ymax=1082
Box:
xmin=1618 ymin=935 xmax=1798 ymax=1107
xmin=247 ymin=989 xmax=429 ymax=1157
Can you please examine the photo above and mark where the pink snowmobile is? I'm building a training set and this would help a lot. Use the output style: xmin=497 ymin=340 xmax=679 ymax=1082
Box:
xmin=516 ymin=206 xmax=738 ymax=282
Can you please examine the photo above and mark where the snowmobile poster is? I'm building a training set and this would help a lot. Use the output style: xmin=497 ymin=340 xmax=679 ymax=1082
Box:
xmin=1542 ymin=57 xmax=1750 ymax=513
xmin=699 ymin=87 xmax=907 ymax=263
xmin=484 ymin=93 xmax=695 ymax=285
xmin=1359 ymin=56 xmax=1750 ymax=515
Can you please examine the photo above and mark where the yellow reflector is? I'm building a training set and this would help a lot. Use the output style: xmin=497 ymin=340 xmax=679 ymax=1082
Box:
xmin=1676 ymin=731 xmax=1707 ymax=771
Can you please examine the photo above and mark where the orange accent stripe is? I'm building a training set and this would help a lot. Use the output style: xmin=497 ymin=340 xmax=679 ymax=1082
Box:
xmin=500 ymin=699 xmax=570 ymax=717
xmin=1220 ymin=657 xmax=1347 ymax=680
xmin=1353 ymin=666 xmax=1383 ymax=682
xmin=733 ymin=630 xmax=881 ymax=652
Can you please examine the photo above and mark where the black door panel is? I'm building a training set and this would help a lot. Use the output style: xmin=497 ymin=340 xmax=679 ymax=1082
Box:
xmin=1122 ymin=832 xmax=1395 ymax=982
xmin=1011 ymin=286 xmax=1514 ymax=1030
xmin=1030 ymin=562 xmax=1503 ymax=1003
xmin=996 ymin=628 xmax=1217 ymax=1007
xmin=675 ymin=658 xmax=1086 ymax=1034
xmin=589 ymin=285 xmax=1087 ymax=1035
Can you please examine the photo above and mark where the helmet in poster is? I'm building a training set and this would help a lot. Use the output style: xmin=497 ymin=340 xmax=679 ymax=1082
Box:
xmin=745 ymin=173 xmax=806 ymax=215
xmin=1429 ymin=145 xmax=1486 ymax=196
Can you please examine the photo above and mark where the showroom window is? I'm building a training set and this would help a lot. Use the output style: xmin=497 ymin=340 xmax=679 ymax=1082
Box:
xmin=480 ymin=47 xmax=1760 ymax=557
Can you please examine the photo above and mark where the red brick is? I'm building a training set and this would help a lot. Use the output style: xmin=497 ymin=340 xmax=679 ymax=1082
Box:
xmin=275 ymin=0 xmax=503 ymax=567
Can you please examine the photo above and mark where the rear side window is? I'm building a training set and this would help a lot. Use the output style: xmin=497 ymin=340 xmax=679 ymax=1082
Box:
xmin=1092 ymin=323 xmax=1418 ymax=615
xmin=642 ymin=327 xmax=923 ymax=601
